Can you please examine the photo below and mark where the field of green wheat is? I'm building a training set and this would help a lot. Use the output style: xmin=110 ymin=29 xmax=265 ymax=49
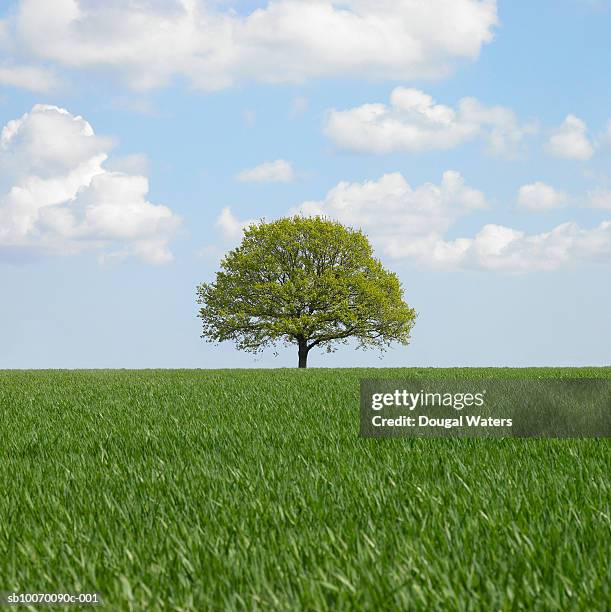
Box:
xmin=1 ymin=368 xmax=609 ymax=610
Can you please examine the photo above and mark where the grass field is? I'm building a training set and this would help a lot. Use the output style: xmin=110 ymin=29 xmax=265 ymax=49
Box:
xmin=1 ymin=368 xmax=609 ymax=610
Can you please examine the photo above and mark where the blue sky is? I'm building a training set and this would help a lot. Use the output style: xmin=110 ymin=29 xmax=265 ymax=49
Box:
xmin=1 ymin=0 xmax=610 ymax=368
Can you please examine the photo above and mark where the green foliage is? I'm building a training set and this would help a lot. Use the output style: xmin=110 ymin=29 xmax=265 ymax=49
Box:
xmin=197 ymin=216 xmax=416 ymax=365
xmin=1 ymin=368 xmax=610 ymax=610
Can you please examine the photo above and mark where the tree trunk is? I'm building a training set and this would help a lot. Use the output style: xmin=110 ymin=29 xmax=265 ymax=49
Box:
xmin=298 ymin=340 xmax=309 ymax=368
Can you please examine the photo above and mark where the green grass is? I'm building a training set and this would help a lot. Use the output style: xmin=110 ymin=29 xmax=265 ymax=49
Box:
xmin=1 ymin=368 xmax=609 ymax=610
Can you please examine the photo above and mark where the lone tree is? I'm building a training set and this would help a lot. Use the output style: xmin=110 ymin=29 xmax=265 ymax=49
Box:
xmin=197 ymin=216 xmax=416 ymax=368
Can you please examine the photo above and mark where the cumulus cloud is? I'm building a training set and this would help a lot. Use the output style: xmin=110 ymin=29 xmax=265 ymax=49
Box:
xmin=0 ymin=105 xmax=181 ymax=264
xmin=275 ymin=171 xmax=610 ymax=272
xmin=545 ymin=114 xmax=595 ymax=160
xmin=517 ymin=182 xmax=568 ymax=212
xmin=215 ymin=206 xmax=255 ymax=240
xmin=295 ymin=170 xmax=488 ymax=238
xmin=425 ymin=221 xmax=611 ymax=271
xmin=324 ymin=87 xmax=535 ymax=157
xmin=4 ymin=0 xmax=498 ymax=91
xmin=236 ymin=159 xmax=295 ymax=183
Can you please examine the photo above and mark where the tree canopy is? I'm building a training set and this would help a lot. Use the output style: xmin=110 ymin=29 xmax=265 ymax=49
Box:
xmin=197 ymin=216 xmax=416 ymax=367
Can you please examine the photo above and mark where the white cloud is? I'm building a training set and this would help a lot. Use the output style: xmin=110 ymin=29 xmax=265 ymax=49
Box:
xmin=459 ymin=97 xmax=538 ymax=158
xmin=295 ymin=170 xmax=488 ymax=238
xmin=0 ymin=105 xmax=180 ymax=264
xmin=420 ymin=221 xmax=611 ymax=271
xmin=517 ymin=182 xmax=568 ymax=212
xmin=324 ymin=87 xmax=535 ymax=157
xmin=282 ymin=171 xmax=611 ymax=272
xmin=545 ymin=114 xmax=594 ymax=160
xmin=0 ymin=63 xmax=58 ymax=92
xmin=5 ymin=0 xmax=498 ymax=91
xmin=236 ymin=159 xmax=295 ymax=183
xmin=215 ymin=206 xmax=255 ymax=240
xmin=292 ymin=171 xmax=488 ymax=266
